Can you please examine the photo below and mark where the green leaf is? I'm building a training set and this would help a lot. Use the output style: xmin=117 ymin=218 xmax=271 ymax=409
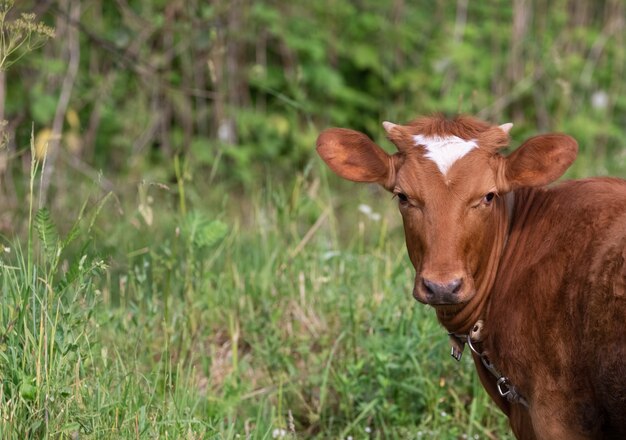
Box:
xmin=197 ymin=220 xmax=228 ymax=248
xmin=30 ymin=93 xmax=57 ymax=125
xmin=19 ymin=380 xmax=37 ymax=401
xmin=35 ymin=207 xmax=59 ymax=259
xmin=183 ymin=213 xmax=228 ymax=249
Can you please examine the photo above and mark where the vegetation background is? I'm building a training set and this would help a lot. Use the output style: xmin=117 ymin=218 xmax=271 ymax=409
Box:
xmin=0 ymin=0 xmax=625 ymax=438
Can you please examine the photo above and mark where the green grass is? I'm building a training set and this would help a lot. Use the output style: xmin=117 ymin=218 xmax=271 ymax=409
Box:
xmin=0 ymin=155 xmax=515 ymax=439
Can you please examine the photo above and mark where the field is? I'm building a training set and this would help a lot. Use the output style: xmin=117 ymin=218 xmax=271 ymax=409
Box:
xmin=2 ymin=1 xmax=626 ymax=439
xmin=1 ymin=151 xmax=517 ymax=438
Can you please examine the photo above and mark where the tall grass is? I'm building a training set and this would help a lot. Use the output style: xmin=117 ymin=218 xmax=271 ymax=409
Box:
xmin=0 ymin=148 xmax=513 ymax=438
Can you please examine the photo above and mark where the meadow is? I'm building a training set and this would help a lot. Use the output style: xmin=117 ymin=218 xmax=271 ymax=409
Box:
xmin=1 ymin=147 xmax=515 ymax=438
xmin=5 ymin=132 xmax=621 ymax=439
xmin=1 ymin=1 xmax=626 ymax=438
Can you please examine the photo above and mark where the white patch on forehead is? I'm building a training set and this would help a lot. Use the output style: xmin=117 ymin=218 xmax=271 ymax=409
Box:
xmin=413 ymin=134 xmax=478 ymax=175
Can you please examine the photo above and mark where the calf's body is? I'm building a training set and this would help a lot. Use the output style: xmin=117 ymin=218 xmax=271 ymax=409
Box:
xmin=316 ymin=115 xmax=626 ymax=439
xmin=487 ymin=178 xmax=626 ymax=439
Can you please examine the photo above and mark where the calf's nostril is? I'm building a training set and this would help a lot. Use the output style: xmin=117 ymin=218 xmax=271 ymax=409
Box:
xmin=450 ymin=278 xmax=463 ymax=294
xmin=422 ymin=278 xmax=437 ymax=296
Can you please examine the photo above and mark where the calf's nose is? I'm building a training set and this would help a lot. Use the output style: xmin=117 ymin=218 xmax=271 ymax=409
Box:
xmin=422 ymin=277 xmax=463 ymax=304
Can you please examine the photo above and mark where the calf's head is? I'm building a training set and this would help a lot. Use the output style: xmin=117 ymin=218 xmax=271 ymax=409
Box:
xmin=317 ymin=115 xmax=577 ymax=309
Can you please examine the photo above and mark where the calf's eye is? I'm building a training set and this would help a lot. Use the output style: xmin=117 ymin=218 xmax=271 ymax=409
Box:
xmin=483 ymin=192 xmax=495 ymax=204
xmin=396 ymin=193 xmax=408 ymax=203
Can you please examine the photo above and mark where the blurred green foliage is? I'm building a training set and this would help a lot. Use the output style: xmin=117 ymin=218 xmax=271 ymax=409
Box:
xmin=0 ymin=0 xmax=624 ymax=210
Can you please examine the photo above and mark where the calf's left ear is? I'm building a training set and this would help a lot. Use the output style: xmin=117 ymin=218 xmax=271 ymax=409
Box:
xmin=316 ymin=128 xmax=395 ymax=190
xmin=498 ymin=134 xmax=578 ymax=191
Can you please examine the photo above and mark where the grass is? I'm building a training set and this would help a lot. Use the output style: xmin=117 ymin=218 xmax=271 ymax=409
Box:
xmin=0 ymin=152 xmax=517 ymax=439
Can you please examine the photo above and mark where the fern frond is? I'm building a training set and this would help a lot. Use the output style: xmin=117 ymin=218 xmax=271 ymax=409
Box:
xmin=182 ymin=212 xmax=228 ymax=249
xmin=34 ymin=207 xmax=58 ymax=259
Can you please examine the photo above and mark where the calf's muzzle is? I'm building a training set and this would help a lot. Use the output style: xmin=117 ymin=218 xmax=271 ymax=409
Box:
xmin=418 ymin=277 xmax=464 ymax=305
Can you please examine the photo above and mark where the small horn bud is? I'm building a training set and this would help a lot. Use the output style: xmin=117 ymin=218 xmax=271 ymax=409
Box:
xmin=499 ymin=123 xmax=513 ymax=134
xmin=382 ymin=121 xmax=398 ymax=134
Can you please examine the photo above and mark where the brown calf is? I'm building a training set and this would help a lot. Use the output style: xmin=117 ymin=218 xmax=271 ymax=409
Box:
xmin=317 ymin=115 xmax=626 ymax=439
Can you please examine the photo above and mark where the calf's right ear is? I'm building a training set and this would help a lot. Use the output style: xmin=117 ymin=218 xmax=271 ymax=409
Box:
xmin=316 ymin=128 xmax=395 ymax=190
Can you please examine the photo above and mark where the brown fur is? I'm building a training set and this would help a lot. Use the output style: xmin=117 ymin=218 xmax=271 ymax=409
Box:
xmin=317 ymin=114 xmax=626 ymax=439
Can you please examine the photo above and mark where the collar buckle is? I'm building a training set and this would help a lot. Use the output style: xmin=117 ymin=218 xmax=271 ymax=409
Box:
xmin=448 ymin=320 xmax=530 ymax=408
xmin=448 ymin=333 xmax=466 ymax=361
